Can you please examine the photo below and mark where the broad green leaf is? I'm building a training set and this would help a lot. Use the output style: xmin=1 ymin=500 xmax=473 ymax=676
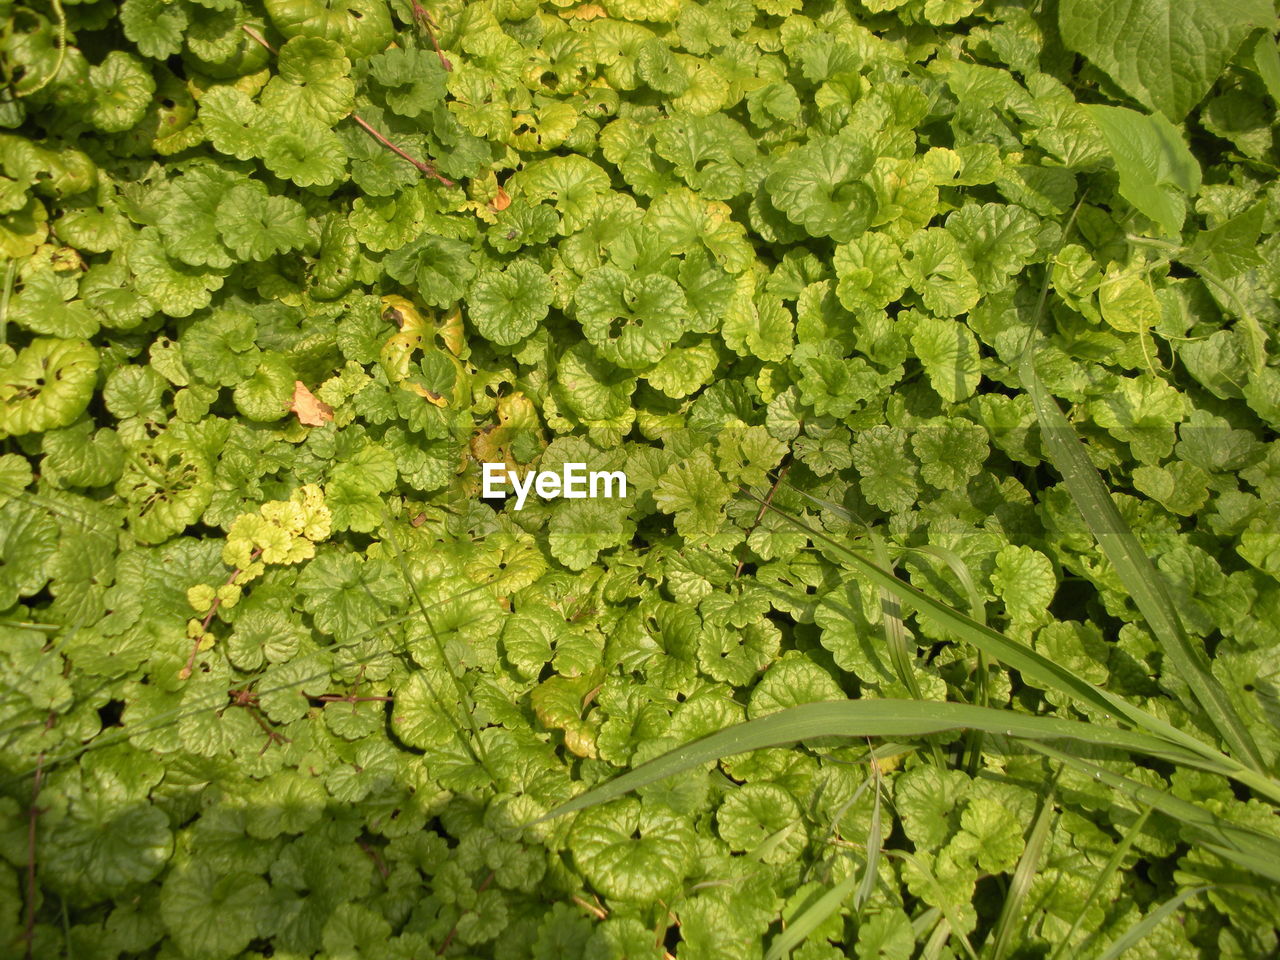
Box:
xmin=1085 ymin=105 xmax=1202 ymax=237
xmin=1059 ymin=0 xmax=1273 ymax=120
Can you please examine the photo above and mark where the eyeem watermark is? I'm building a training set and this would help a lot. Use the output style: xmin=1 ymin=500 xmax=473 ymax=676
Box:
xmin=482 ymin=462 xmax=627 ymax=511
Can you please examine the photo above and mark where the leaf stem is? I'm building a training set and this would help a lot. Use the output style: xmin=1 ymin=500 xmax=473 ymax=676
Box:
xmin=239 ymin=25 xmax=453 ymax=186
xmin=437 ymin=870 xmax=494 ymax=954
xmin=735 ymin=463 xmax=789 ymax=578
xmin=23 ymin=712 xmax=54 ymax=960
xmin=348 ymin=113 xmax=453 ymax=186
xmin=357 ymin=838 xmax=390 ymax=879
xmin=181 ymin=548 xmax=263 ymax=680
xmin=240 ymin=24 xmax=276 ymax=54
xmin=410 ymin=1 xmax=453 ymax=71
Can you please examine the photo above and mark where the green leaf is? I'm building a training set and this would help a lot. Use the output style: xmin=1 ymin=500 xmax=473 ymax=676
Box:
xmin=233 ymin=353 xmax=296 ymax=422
xmin=89 ymin=51 xmax=156 ymax=133
xmin=569 ymin=797 xmax=695 ymax=901
xmin=198 ymin=86 xmax=264 ymax=162
xmin=116 ymin=433 xmax=215 ymax=544
xmin=385 ymin=235 xmax=475 ymax=309
xmin=468 ymin=259 xmax=553 ymax=347
xmin=369 ymin=45 xmax=448 ymax=119
xmin=1187 ymin=200 xmax=1267 ymax=279
xmin=7 ymin=267 xmax=98 ymax=338
xmin=215 ymin=182 xmax=310 ymax=262
xmin=834 ymin=233 xmax=908 ymax=314
xmin=654 ymin=449 xmax=733 ymax=541
xmin=765 ymin=133 xmax=878 ymax=242
xmin=263 ymin=0 xmax=394 ymax=59
xmin=575 ymin=266 xmax=691 ymax=370
xmin=991 ymin=545 xmax=1056 ymax=624
xmin=716 ymin=782 xmax=804 ymax=863
xmin=43 ymin=796 xmax=172 ymax=903
xmin=0 ymin=337 xmax=99 ymax=437
xmin=1059 ymin=0 xmax=1273 ymax=120
xmin=120 ymin=0 xmax=189 ymax=59
xmin=127 ymin=228 xmax=226 ymax=318
xmin=160 ymin=863 xmax=268 ymax=960
xmin=903 ymin=230 xmax=980 ymax=318
xmin=261 ymin=36 xmax=354 ymax=126
xmin=945 ymin=203 xmax=1040 ymax=292
xmin=260 ymin=118 xmax=348 ymax=188
xmin=296 ymin=546 xmax=401 ymax=641
xmin=0 ymin=498 xmax=59 ymax=609
xmin=1085 ymin=105 xmax=1202 ymax=237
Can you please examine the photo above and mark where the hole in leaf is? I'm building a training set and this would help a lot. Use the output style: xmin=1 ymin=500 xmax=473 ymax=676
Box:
xmin=98 ymin=699 xmax=126 ymax=728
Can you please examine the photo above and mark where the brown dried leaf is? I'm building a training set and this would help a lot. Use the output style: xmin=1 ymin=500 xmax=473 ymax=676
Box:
xmin=291 ymin=381 xmax=334 ymax=426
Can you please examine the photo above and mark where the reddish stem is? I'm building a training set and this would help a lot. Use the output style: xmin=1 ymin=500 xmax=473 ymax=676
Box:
xmin=411 ymin=2 xmax=453 ymax=71
xmin=349 ymin=113 xmax=454 ymax=186
xmin=23 ymin=713 xmax=55 ymax=959
xmin=735 ymin=464 xmax=789 ymax=579
xmin=358 ymin=838 xmax=391 ymax=879
xmin=238 ymin=24 xmax=453 ymax=186
xmin=437 ymin=871 xmax=495 ymax=954
xmin=182 ymin=549 xmax=264 ymax=680
xmin=244 ymin=706 xmax=290 ymax=754
xmin=240 ymin=24 xmax=277 ymax=54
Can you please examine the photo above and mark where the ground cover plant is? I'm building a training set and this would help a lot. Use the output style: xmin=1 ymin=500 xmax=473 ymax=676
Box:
xmin=1 ymin=0 xmax=1279 ymax=957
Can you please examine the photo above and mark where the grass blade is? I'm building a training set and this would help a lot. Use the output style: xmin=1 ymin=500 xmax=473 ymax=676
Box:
xmin=1047 ymin=806 xmax=1153 ymax=960
xmin=855 ymin=767 xmax=884 ymax=911
xmin=868 ymin=531 xmax=944 ymax=767
xmin=868 ymin=529 xmax=922 ymax=703
xmin=908 ymin=542 xmax=991 ymax=771
xmin=1030 ymin=743 xmax=1280 ymax=882
xmin=764 ymin=872 xmax=859 ymax=960
xmin=1096 ymin=887 xmax=1210 ymax=960
xmin=1019 ymin=353 xmax=1263 ymax=771
xmin=381 ymin=504 xmax=496 ymax=780
xmin=744 ymin=498 xmax=1243 ymax=776
xmin=987 ymin=771 xmax=1058 ymax=960
xmin=539 ymin=699 xmax=1232 ymax=821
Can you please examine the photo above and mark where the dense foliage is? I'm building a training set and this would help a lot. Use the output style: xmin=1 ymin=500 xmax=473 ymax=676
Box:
xmin=2 ymin=0 xmax=1279 ymax=957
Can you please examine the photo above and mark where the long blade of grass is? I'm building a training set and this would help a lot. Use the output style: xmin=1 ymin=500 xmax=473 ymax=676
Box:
xmin=868 ymin=530 xmax=922 ymax=702
xmin=381 ymin=504 xmax=495 ymax=780
xmin=854 ymin=767 xmax=883 ymax=912
xmin=888 ymin=850 xmax=980 ymax=960
xmin=908 ymin=542 xmax=991 ymax=772
xmin=1030 ymin=743 xmax=1280 ymax=882
xmin=764 ymin=871 xmax=860 ymax=960
xmin=539 ymin=699 xmax=1231 ymax=821
xmin=744 ymin=497 xmax=1245 ymax=778
xmin=907 ymin=544 xmax=986 ymax=625
xmin=921 ymin=918 xmax=953 ymax=960
xmin=987 ymin=771 xmax=1058 ymax=960
xmin=1095 ymin=887 xmax=1210 ymax=960
xmin=868 ymin=531 xmax=944 ymax=767
xmin=1019 ymin=353 xmax=1264 ymax=771
xmin=1046 ymin=806 xmax=1153 ymax=960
